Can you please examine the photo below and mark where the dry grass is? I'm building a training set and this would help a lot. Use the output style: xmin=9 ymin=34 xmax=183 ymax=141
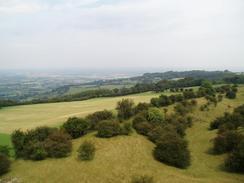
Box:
xmin=1 ymin=87 xmax=244 ymax=182
xmin=0 ymin=91 xmax=167 ymax=134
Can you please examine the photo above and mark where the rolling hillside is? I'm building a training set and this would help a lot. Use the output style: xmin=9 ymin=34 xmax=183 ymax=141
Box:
xmin=1 ymin=86 xmax=244 ymax=182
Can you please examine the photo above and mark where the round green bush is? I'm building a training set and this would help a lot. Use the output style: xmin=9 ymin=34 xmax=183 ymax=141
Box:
xmin=153 ymin=134 xmax=190 ymax=168
xmin=63 ymin=117 xmax=90 ymax=139
xmin=0 ymin=154 xmax=11 ymax=175
xmin=78 ymin=141 xmax=95 ymax=160
xmin=97 ymin=121 xmax=121 ymax=138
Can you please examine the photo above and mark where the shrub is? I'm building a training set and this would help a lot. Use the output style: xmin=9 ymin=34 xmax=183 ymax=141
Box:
xmin=147 ymin=125 xmax=179 ymax=143
xmin=134 ymin=102 xmax=150 ymax=114
xmin=134 ymin=121 xmax=154 ymax=136
xmin=0 ymin=154 xmax=11 ymax=175
xmin=97 ymin=121 xmax=121 ymax=138
xmin=116 ymin=99 xmax=135 ymax=120
xmin=153 ymin=134 xmax=190 ymax=168
xmin=183 ymin=90 xmax=196 ymax=99
xmin=86 ymin=110 xmax=114 ymax=129
xmin=78 ymin=141 xmax=95 ymax=161
xmin=226 ymin=90 xmax=236 ymax=99
xmin=24 ymin=141 xmax=47 ymax=160
xmin=0 ymin=145 xmax=11 ymax=157
xmin=120 ymin=122 xmax=133 ymax=135
xmin=150 ymin=98 xmax=160 ymax=107
xmin=225 ymin=139 xmax=244 ymax=173
xmin=157 ymin=95 xmax=172 ymax=106
xmin=62 ymin=117 xmax=90 ymax=139
xmin=146 ymin=107 xmax=164 ymax=125
xmin=213 ymin=131 xmax=243 ymax=154
xmin=131 ymin=175 xmax=154 ymax=183
xmin=44 ymin=131 xmax=72 ymax=158
xmin=11 ymin=129 xmax=26 ymax=158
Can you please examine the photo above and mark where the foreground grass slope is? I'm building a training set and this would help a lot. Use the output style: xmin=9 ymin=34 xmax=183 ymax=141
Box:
xmin=0 ymin=92 xmax=167 ymax=134
xmin=1 ymin=86 xmax=244 ymax=182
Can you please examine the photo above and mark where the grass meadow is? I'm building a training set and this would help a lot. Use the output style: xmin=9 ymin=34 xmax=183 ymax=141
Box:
xmin=1 ymin=86 xmax=244 ymax=182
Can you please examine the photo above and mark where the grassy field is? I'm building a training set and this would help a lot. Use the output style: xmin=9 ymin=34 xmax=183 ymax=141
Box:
xmin=0 ymin=91 xmax=167 ymax=134
xmin=0 ymin=133 xmax=12 ymax=147
xmin=1 ymin=87 xmax=244 ymax=182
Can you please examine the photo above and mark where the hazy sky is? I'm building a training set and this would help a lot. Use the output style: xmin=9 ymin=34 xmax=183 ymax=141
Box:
xmin=0 ymin=0 xmax=243 ymax=71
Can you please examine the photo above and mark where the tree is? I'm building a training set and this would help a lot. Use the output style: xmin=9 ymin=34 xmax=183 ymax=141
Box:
xmin=62 ymin=117 xmax=90 ymax=139
xmin=116 ymin=99 xmax=135 ymax=120
xmin=78 ymin=141 xmax=95 ymax=160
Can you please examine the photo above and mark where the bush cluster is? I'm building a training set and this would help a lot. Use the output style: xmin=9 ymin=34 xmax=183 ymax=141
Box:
xmin=209 ymin=104 xmax=244 ymax=173
xmin=11 ymin=127 xmax=72 ymax=160
xmin=132 ymin=106 xmax=192 ymax=169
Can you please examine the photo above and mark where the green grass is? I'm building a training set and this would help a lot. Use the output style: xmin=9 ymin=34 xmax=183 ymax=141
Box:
xmin=1 ymin=87 xmax=244 ymax=182
xmin=0 ymin=133 xmax=11 ymax=147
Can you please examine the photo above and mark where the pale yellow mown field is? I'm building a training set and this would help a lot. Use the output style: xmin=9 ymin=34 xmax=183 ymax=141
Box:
xmin=0 ymin=92 xmax=165 ymax=134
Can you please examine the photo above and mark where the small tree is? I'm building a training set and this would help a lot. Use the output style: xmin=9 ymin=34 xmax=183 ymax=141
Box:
xmin=0 ymin=154 xmax=11 ymax=175
xmin=62 ymin=117 xmax=90 ymax=139
xmin=116 ymin=99 xmax=135 ymax=120
xmin=78 ymin=141 xmax=95 ymax=161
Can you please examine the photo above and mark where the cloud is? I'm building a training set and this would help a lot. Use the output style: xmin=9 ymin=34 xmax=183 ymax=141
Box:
xmin=0 ymin=0 xmax=243 ymax=70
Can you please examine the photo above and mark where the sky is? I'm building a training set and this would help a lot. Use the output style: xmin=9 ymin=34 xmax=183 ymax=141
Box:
xmin=0 ymin=0 xmax=243 ymax=71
